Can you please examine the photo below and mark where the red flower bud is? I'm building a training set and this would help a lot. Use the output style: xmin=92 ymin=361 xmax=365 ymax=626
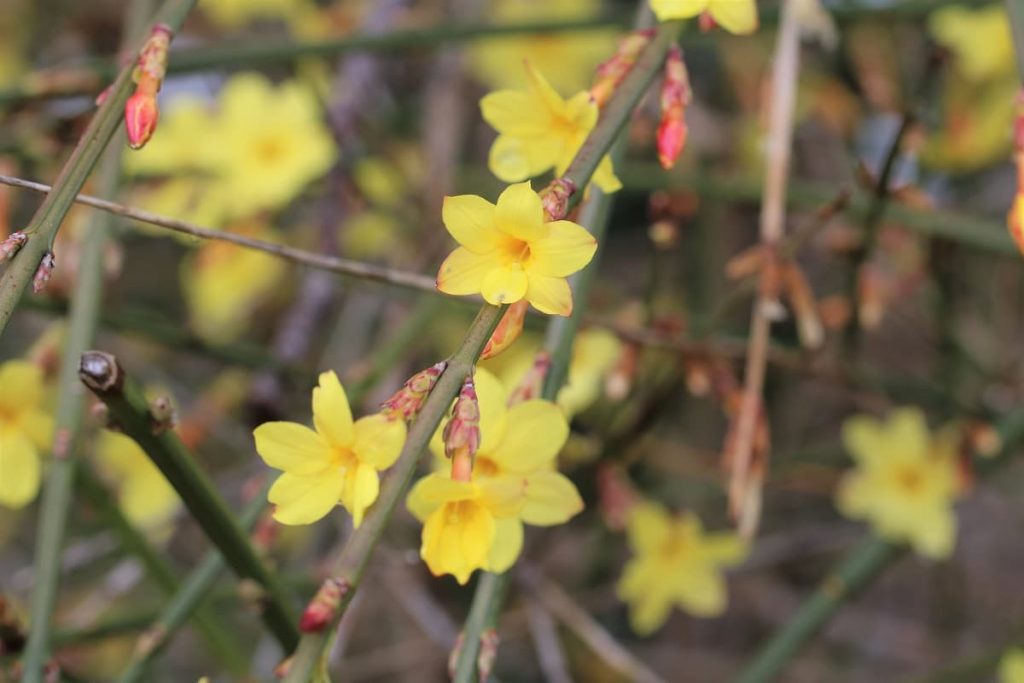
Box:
xmin=656 ymin=46 xmax=691 ymax=170
xmin=298 ymin=578 xmax=349 ymax=633
xmin=125 ymin=90 xmax=159 ymax=150
xmin=442 ymin=377 xmax=481 ymax=462
xmin=590 ymin=29 xmax=655 ymax=108
xmin=380 ymin=361 xmax=447 ymax=421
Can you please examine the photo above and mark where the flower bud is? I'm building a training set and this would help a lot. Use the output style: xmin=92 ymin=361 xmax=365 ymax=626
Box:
xmin=539 ymin=178 xmax=577 ymax=221
xmin=380 ymin=361 xmax=447 ymax=421
xmin=298 ymin=578 xmax=350 ymax=633
xmin=507 ymin=351 xmax=551 ymax=405
xmin=656 ymin=46 xmax=691 ymax=170
xmin=0 ymin=231 xmax=27 ymax=261
xmin=125 ymin=24 xmax=172 ymax=151
xmin=125 ymin=89 xmax=159 ymax=150
xmin=590 ymin=29 xmax=655 ymax=108
xmin=442 ymin=377 xmax=480 ymax=462
xmin=481 ymin=301 xmax=528 ymax=360
xmin=32 ymin=251 xmax=55 ymax=294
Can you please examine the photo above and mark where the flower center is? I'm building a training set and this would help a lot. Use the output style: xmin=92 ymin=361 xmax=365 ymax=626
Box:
xmin=474 ymin=457 xmax=500 ymax=478
xmin=500 ymin=236 xmax=532 ymax=267
xmin=331 ymin=446 xmax=358 ymax=473
xmin=255 ymin=136 xmax=286 ymax=165
xmin=895 ymin=465 xmax=926 ymax=495
xmin=445 ymin=500 xmax=475 ymax=525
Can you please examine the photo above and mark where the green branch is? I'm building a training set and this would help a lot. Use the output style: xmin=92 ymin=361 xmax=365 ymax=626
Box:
xmin=78 ymin=351 xmax=299 ymax=652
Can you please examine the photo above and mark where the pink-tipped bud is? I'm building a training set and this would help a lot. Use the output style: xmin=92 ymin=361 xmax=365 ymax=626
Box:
xmin=507 ymin=351 xmax=551 ymax=405
xmin=298 ymin=578 xmax=349 ymax=633
xmin=380 ymin=361 xmax=447 ymax=421
xmin=32 ymin=251 xmax=55 ymax=294
xmin=95 ymin=84 xmax=113 ymax=107
xmin=0 ymin=231 xmax=27 ymax=261
xmin=590 ymin=29 xmax=655 ymax=108
xmin=442 ymin=377 xmax=481 ymax=463
xmin=481 ymin=301 xmax=529 ymax=360
xmin=477 ymin=629 xmax=500 ymax=682
xmin=698 ymin=11 xmax=718 ymax=32
xmin=656 ymin=46 xmax=691 ymax=170
xmin=539 ymin=178 xmax=577 ymax=221
xmin=125 ymin=90 xmax=159 ymax=150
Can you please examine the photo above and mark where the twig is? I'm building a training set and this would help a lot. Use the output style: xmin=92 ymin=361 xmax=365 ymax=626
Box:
xmin=451 ymin=572 xmax=509 ymax=683
xmin=78 ymin=351 xmax=299 ymax=651
xmin=728 ymin=0 xmax=801 ymax=539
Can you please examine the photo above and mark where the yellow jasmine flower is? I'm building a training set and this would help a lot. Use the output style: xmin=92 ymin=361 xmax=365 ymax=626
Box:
xmin=180 ymin=223 xmax=288 ymax=344
xmin=94 ymin=431 xmax=179 ymax=532
xmin=650 ymin=0 xmax=758 ymax=35
xmin=406 ymin=473 xmax=526 ymax=584
xmin=436 ymin=182 xmax=597 ymax=315
xmin=469 ymin=0 xmax=617 ymax=94
xmin=836 ymin=408 xmax=962 ymax=559
xmin=922 ymin=74 xmax=1016 ymax=173
xmin=213 ymin=73 xmax=337 ymax=219
xmin=618 ymin=503 xmax=747 ymax=634
xmin=929 ymin=5 xmax=1014 ymax=82
xmin=254 ymin=371 xmax=406 ymax=527
xmin=481 ymin=63 xmax=621 ymax=193
xmin=123 ymin=99 xmax=220 ymax=177
xmin=0 ymin=361 xmax=53 ymax=509
xmin=1000 ymin=649 xmax=1024 ymax=683
xmin=201 ymin=0 xmax=307 ymax=28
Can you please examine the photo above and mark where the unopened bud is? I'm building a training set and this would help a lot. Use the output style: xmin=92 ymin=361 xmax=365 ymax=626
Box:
xmin=32 ymin=251 xmax=55 ymax=294
xmin=539 ymin=178 xmax=577 ymax=221
xmin=95 ymin=84 xmax=113 ymax=107
xmin=478 ymin=629 xmax=500 ymax=682
xmin=590 ymin=29 xmax=655 ymax=108
xmin=1 ymin=231 xmax=27 ymax=261
xmin=442 ymin=377 xmax=481 ymax=461
xmin=481 ymin=301 xmax=528 ymax=360
xmin=656 ymin=47 xmax=691 ymax=170
xmin=125 ymin=90 xmax=159 ymax=149
xmin=380 ymin=361 xmax=447 ymax=421
xmin=125 ymin=24 xmax=172 ymax=150
xmin=299 ymin=578 xmax=349 ymax=633
xmin=698 ymin=11 xmax=718 ymax=32
xmin=148 ymin=395 xmax=176 ymax=432
xmin=507 ymin=351 xmax=551 ymax=405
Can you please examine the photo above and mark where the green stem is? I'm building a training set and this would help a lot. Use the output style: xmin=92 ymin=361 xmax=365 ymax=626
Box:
xmin=77 ymin=351 xmax=299 ymax=652
xmin=116 ymin=490 xmax=268 ymax=683
xmin=0 ymin=0 xmax=197 ymax=340
xmin=451 ymin=573 xmax=510 ymax=683
xmin=76 ymin=467 xmax=248 ymax=675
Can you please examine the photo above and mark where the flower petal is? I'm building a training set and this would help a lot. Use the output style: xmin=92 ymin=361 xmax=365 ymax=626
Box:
xmin=253 ymin=422 xmax=332 ymax=475
xmin=421 ymin=500 xmax=494 ymax=584
xmin=710 ymin=0 xmax=758 ymax=35
xmin=485 ymin=517 xmax=524 ymax=573
xmin=437 ymin=247 xmax=503 ymax=296
xmin=409 ymin=473 xmax=477 ymax=507
xmin=352 ymin=414 xmax=406 ymax=470
xmin=488 ymin=135 xmax=532 ymax=183
xmin=268 ymin=469 xmax=344 ymax=525
xmin=701 ymin=533 xmax=748 ymax=566
xmin=488 ymin=400 xmax=568 ymax=473
xmin=520 ymin=471 xmax=583 ymax=526
xmin=495 ymin=182 xmax=546 ymax=242
xmin=626 ymin=503 xmax=672 ymax=554
xmin=523 ymin=61 xmax=567 ymax=115
xmin=473 ymin=368 xmax=509 ymax=455
xmin=340 ymin=462 xmax=380 ymax=528
xmin=478 ymin=475 xmax=528 ymax=517
xmin=650 ymin=0 xmax=707 ymax=21
xmin=591 ymin=154 xmax=623 ymax=193
xmin=0 ymin=361 xmax=44 ymax=414
xmin=672 ymin=566 xmax=728 ymax=616
xmin=312 ymin=371 xmax=354 ymax=447
xmin=442 ymin=194 xmax=502 ymax=253
xmin=0 ymin=429 xmax=40 ymax=509
xmin=481 ymin=265 xmax=529 ymax=306
xmin=480 ymin=90 xmax=553 ymax=137
xmin=528 ymin=220 xmax=597 ymax=277
xmin=525 ymin=273 xmax=573 ymax=316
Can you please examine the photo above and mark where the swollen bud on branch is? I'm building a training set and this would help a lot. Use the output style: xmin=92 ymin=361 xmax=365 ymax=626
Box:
xmin=656 ymin=46 xmax=691 ymax=170
xmin=32 ymin=252 xmax=55 ymax=294
xmin=125 ymin=24 xmax=172 ymax=150
xmin=538 ymin=178 xmax=577 ymax=222
xmin=507 ymin=351 xmax=551 ymax=405
xmin=590 ymin=29 xmax=655 ymax=108
xmin=298 ymin=578 xmax=350 ymax=633
xmin=443 ymin=376 xmax=480 ymax=482
xmin=0 ymin=231 xmax=27 ymax=261
xmin=380 ymin=361 xmax=447 ymax=421
xmin=481 ymin=301 xmax=528 ymax=360
xmin=1008 ymin=88 xmax=1024 ymax=256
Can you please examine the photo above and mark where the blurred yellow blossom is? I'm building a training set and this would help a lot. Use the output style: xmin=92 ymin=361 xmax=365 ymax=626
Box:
xmin=922 ymin=75 xmax=1016 ymax=173
xmin=436 ymin=182 xmax=597 ymax=315
xmin=929 ymin=5 xmax=1014 ymax=82
xmin=94 ymin=431 xmax=179 ymax=532
xmin=124 ymin=100 xmax=220 ymax=177
xmin=1000 ymin=649 xmax=1024 ymax=683
xmin=254 ymin=371 xmax=406 ymax=526
xmin=180 ymin=223 xmax=288 ymax=344
xmin=651 ymin=0 xmax=758 ymax=35
xmin=0 ymin=361 xmax=53 ymax=509
xmin=201 ymin=0 xmax=307 ymax=27
xmin=339 ymin=211 xmax=403 ymax=260
xmin=618 ymin=503 xmax=747 ymax=634
xmin=481 ymin=62 xmax=621 ymax=192
xmin=469 ymin=0 xmax=617 ymax=93
xmin=837 ymin=408 xmax=962 ymax=559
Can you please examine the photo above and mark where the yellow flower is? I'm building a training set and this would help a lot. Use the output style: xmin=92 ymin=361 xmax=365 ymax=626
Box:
xmin=254 ymin=371 xmax=406 ymax=526
xmin=213 ymin=73 xmax=337 ymax=219
xmin=201 ymin=0 xmax=307 ymax=27
xmin=836 ymin=408 xmax=961 ymax=559
xmin=922 ymin=74 xmax=1017 ymax=173
xmin=94 ymin=431 xmax=179 ymax=532
xmin=469 ymin=0 xmax=618 ymax=94
xmin=650 ymin=0 xmax=758 ymax=35
xmin=180 ymin=223 xmax=288 ymax=344
xmin=618 ymin=503 xmax=747 ymax=634
xmin=929 ymin=5 xmax=1014 ymax=82
xmin=406 ymin=474 xmax=526 ymax=584
xmin=0 ymin=361 xmax=53 ymax=509
xmin=436 ymin=182 xmax=597 ymax=315
xmin=124 ymin=99 xmax=220 ymax=177
xmin=1000 ymin=649 xmax=1024 ymax=683
xmin=481 ymin=62 xmax=620 ymax=193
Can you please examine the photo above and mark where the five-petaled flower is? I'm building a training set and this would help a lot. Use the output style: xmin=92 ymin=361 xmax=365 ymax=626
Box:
xmin=254 ymin=371 xmax=406 ymax=527
xmin=436 ymin=182 xmax=597 ymax=316
xmin=0 ymin=361 xmax=53 ymax=509
xmin=836 ymin=408 xmax=962 ymax=559
xmin=617 ymin=502 xmax=747 ymax=634
xmin=481 ymin=62 xmax=621 ymax=193
xmin=650 ymin=0 xmax=758 ymax=35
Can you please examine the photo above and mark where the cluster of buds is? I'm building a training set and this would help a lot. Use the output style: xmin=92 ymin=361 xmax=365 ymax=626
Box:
xmin=442 ymin=376 xmax=481 ymax=482
xmin=538 ymin=178 xmax=577 ymax=222
xmin=590 ymin=29 xmax=655 ymax=108
xmin=32 ymin=251 xmax=55 ymax=294
xmin=125 ymin=24 xmax=172 ymax=150
xmin=0 ymin=231 xmax=26 ymax=261
xmin=298 ymin=577 xmax=350 ymax=633
xmin=1008 ymin=88 xmax=1024 ymax=256
xmin=481 ymin=301 xmax=529 ymax=360
xmin=380 ymin=361 xmax=446 ymax=421
xmin=656 ymin=46 xmax=691 ymax=170
xmin=506 ymin=351 xmax=551 ymax=405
